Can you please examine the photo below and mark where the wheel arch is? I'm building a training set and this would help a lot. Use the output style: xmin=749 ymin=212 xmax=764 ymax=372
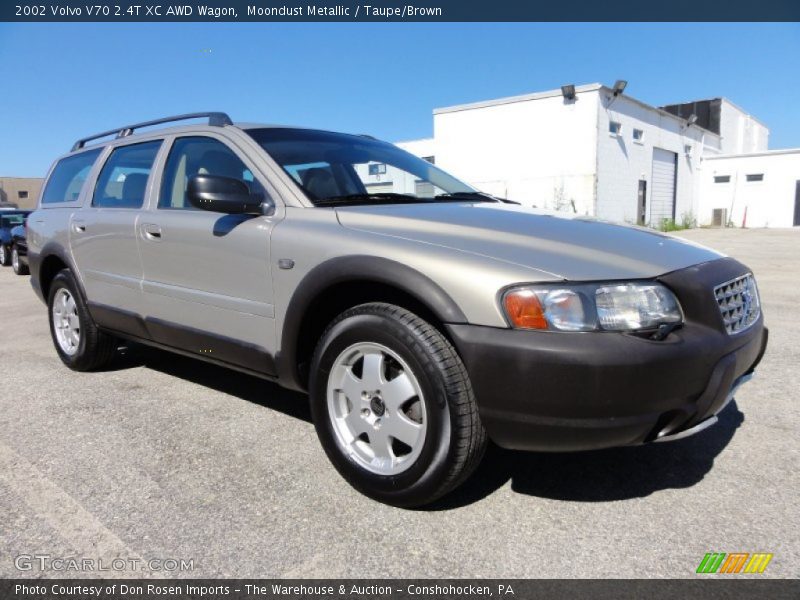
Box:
xmin=277 ymin=255 xmax=467 ymax=392
xmin=34 ymin=244 xmax=84 ymax=304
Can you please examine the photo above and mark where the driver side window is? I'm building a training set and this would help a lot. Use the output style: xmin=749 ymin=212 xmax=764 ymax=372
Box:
xmin=159 ymin=137 xmax=263 ymax=209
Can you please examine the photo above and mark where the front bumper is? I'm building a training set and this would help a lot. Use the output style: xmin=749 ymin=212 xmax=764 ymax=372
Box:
xmin=447 ymin=257 xmax=768 ymax=452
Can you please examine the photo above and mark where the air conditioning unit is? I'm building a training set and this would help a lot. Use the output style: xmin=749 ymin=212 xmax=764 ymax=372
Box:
xmin=712 ymin=208 xmax=728 ymax=228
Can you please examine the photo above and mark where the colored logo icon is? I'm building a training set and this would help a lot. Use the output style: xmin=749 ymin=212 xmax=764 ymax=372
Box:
xmin=697 ymin=552 xmax=773 ymax=574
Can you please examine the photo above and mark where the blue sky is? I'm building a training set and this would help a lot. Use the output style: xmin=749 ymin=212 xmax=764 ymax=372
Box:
xmin=1 ymin=22 xmax=799 ymax=177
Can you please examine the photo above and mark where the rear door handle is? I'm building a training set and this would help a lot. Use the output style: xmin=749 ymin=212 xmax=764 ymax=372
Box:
xmin=71 ymin=220 xmax=86 ymax=233
xmin=140 ymin=223 xmax=162 ymax=241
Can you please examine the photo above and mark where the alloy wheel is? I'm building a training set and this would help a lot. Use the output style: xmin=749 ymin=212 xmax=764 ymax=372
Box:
xmin=326 ymin=342 xmax=426 ymax=475
xmin=52 ymin=288 xmax=81 ymax=356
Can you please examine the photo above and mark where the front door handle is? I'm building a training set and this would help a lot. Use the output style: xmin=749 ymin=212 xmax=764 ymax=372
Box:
xmin=71 ymin=220 xmax=86 ymax=233
xmin=140 ymin=223 xmax=162 ymax=241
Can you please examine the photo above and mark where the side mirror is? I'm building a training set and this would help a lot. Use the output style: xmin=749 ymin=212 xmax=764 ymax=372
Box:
xmin=187 ymin=175 xmax=263 ymax=214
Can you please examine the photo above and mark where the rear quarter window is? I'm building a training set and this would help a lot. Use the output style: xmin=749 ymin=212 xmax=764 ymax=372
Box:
xmin=41 ymin=149 xmax=103 ymax=205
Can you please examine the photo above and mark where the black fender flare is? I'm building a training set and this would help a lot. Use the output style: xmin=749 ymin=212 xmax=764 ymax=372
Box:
xmin=276 ymin=255 xmax=467 ymax=391
xmin=30 ymin=242 xmax=84 ymax=305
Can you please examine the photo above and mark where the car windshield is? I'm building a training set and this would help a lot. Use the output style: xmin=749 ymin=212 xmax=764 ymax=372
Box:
xmin=246 ymin=128 xmax=489 ymax=207
xmin=1 ymin=215 xmax=25 ymax=227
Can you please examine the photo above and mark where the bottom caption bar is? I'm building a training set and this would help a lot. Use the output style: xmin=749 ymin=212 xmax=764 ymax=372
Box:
xmin=2 ymin=579 xmax=799 ymax=600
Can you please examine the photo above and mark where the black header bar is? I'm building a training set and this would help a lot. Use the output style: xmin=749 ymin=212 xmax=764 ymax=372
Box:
xmin=4 ymin=1 xmax=800 ymax=22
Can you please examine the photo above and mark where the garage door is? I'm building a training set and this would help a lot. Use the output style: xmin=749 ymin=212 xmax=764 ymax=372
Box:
xmin=650 ymin=148 xmax=677 ymax=225
xmin=365 ymin=182 xmax=393 ymax=194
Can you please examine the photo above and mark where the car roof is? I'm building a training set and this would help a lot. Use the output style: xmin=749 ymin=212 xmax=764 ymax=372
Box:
xmin=68 ymin=113 xmax=378 ymax=155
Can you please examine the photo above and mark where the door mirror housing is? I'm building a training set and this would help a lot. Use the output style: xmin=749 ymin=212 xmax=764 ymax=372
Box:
xmin=187 ymin=175 xmax=265 ymax=214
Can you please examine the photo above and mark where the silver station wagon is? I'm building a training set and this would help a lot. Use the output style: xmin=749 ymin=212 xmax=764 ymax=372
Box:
xmin=28 ymin=112 xmax=767 ymax=506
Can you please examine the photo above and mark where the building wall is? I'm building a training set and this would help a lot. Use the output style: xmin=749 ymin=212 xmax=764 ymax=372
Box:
xmin=352 ymin=161 xmax=429 ymax=196
xmin=354 ymin=138 xmax=438 ymax=196
xmin=395 ymin=138 xmax=435 ymax=161
xmin=661 ymin=98 xmax=723 ymax=136
xmin=394 ymin=85 xmax=790 ymax=228
xmin=430 ymin=86 xmax=600 ymax=215
xmin=0 ymin=177 xmax=43 ymax=209
xmin=595 ymin=92 xmax=711 ymax=225
xmin=699 ymin=150 xmax=800 ymax=228
xmin=719 ymin=100 xmax=769 ymax=155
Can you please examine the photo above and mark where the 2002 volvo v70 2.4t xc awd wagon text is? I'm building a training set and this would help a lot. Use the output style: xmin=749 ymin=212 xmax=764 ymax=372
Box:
xmin=27 ymin=113 xmax=768 ymax=506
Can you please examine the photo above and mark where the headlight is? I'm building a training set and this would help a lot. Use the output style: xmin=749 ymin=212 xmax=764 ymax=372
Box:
xmin=502 ymin=282 xmax=682 ymax=332
xmin=595 ymin=284 xmax=682 ymax=330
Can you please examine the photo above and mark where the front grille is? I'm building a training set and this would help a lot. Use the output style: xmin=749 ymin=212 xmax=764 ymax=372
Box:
xmin=714 ymin=274 xmax=760 ymax=334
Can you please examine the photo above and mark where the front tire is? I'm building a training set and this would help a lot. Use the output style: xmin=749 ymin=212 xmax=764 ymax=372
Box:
xmin=48 ymin=269 xmax=118 ymax=371
xmin=0 ymin=244 xmax=9 ymax=266
xmin=11 ymin=246 xmax=28 ymax=275
xmin=309 ymin=303 xmax=487 ymax=507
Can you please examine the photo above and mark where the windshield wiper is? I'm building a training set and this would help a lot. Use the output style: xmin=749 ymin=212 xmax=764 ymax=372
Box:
xmin=434 ymin=192 xmax=520 ymax=204
xmin=314 ymin=193 xmax=425 ymax=207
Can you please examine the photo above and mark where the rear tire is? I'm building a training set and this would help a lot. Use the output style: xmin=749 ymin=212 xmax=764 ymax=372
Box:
xmin=11 ymin=246 xmax=28 ymax=275
xmin=47 ymin=269 xmax=118 ymax=371
xmin=0 ymin=244 xmax=9 ymax=266
xmin=309 ymin=302 xmax=487 ymax=507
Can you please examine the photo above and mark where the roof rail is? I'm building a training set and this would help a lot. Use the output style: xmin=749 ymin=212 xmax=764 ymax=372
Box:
xmin=71 ymin=112 xmax=233 ymax=152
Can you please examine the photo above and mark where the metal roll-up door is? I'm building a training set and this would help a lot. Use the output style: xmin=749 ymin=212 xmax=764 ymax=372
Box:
xmin=365 ymin=182 xmax=393 ymax=194
xmin=650 ymin=148 xmax=677 ymax=225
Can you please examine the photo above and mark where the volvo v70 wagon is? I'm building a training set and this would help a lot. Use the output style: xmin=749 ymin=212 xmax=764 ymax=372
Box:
xmin=27 ymin=112 xmax=767 ymax=506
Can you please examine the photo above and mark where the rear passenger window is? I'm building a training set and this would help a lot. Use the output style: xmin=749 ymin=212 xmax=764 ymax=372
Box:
xmin=159 ymin=137 xmax=264 ymax=209
xmin=92 ymin=141 xmax=162 ymax=209
xmin=41 ymin=149 xmax=102 ymax=205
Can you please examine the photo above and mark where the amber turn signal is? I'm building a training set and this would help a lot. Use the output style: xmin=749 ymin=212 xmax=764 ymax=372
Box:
xmin=503 ymin=289 xmax=548 ymax=329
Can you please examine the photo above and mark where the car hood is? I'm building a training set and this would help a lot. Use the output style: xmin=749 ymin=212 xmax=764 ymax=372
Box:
xmin=336 ymin=203 xmax=724 ymax=281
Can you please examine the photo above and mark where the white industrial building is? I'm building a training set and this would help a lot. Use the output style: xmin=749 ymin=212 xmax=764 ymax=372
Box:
xmin=393 ymin=83 xmax=800 ymax=228
xmin=699 ymin=149 xmax=800 ymax=228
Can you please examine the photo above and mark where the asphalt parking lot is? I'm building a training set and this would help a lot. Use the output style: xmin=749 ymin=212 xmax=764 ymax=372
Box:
xmin=1 ymin=228 xmax=798 ymax=579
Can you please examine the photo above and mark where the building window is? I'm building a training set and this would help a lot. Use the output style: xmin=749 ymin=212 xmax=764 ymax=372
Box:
xmin=421 ymin=156 xmax=435 ymax=164
xmin=632 ymin=128 xmax=644 ymax=142
xmin=17 ymin=190 xmax=28 ymax=199
xmin=746 ymin=173 xmax=764 ymax=182
xmin=368 ymin=163 xmax=387 ymax=176
xmin=714 ymin=175 xmax=731 ymax=183
xmin=609 ymin=121 xmax=622 ymax=136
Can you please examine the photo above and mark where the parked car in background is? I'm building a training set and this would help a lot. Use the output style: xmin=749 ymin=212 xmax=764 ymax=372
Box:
xmin=0 ymin=211 xmax=30 ymax=266
xmin=0 ymin=201 xmax=20 ymax=211
xmin=10 ymin=220 xmax=29 ymax=275
xmin=27 ymin=113 xmax=767 ymax=507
